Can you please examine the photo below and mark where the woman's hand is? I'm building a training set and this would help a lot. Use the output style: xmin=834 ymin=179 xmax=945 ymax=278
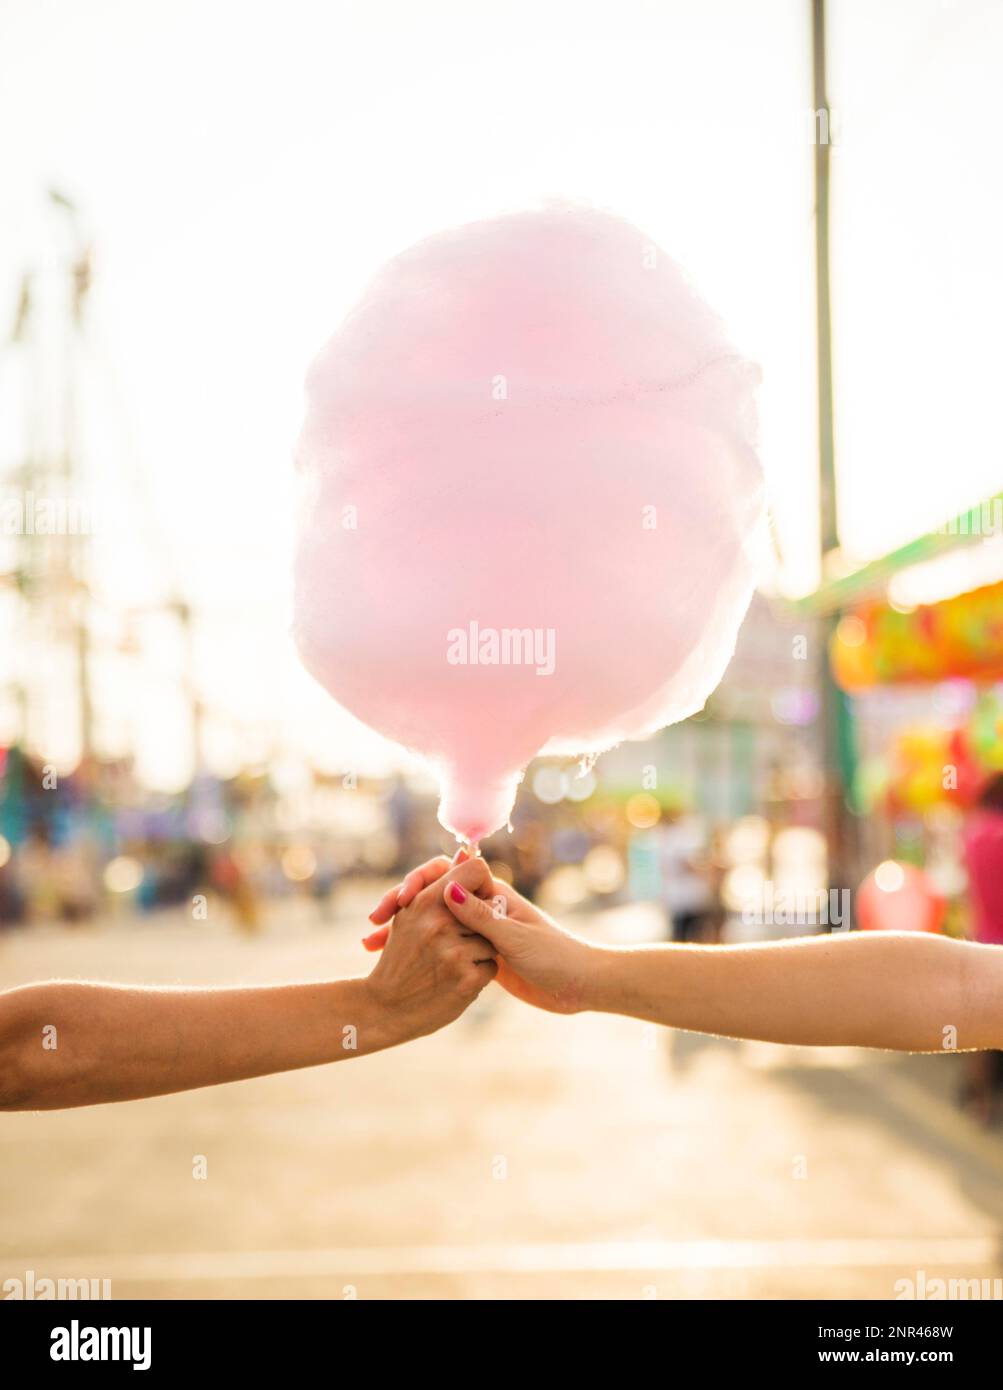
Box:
xmin=441 ymin=872 xmax=598 ymax=1014
xmin=365 ymin=856 xmax=498 ymax=1041
xmin=363 ymin=849 xmax=469 ymax=949
xmin=363 ymin=845 xmax=466 ymax=934
xmin=365 ymin=854 xmax=598 ymax=1013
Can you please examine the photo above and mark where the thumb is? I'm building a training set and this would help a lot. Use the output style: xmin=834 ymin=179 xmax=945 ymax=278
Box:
xmin=443 ymin=880 xmax=524 ymax=956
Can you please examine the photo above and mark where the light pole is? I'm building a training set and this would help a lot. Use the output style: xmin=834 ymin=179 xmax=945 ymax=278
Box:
xmin=812 ymin=0 xmax=857 ymax=900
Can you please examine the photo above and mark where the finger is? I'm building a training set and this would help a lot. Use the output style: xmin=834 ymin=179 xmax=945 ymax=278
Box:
xmin=396 ymin=854 xmax=454 ymax=909
xmin=367 ymin=884 xmax=404 ymax=926
xmin=366 ymin=855 xmax=485 ymax=950
xmin=444 ymin=855 xmax=494 ymax=898
xmin=467 ymin=958 xmax=499 ymax=991
xmin=443 ymin=879 xmax=522 ymax=954
xmin=389 ymin=852 xmax=498 ymax=938
xmin=368 ymin=849 xmax=467 ymax=923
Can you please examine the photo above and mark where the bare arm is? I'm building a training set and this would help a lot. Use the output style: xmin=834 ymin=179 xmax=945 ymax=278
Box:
xmin=0 ymin=978 xmax=393 ymax=1110
xmin=441 ymin=876 xmax=1003 ymax=1053
xmin=590 ymin=932 xmax=998 ymax=1052
xmin=0 ymin=857 xmax=499 ymax=1111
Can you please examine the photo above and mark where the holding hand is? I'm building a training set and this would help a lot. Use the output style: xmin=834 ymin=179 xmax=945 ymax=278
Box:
xmin=372 ymin=851 xmax=1003 ymax=1054
xmin=365 ymin=850 xmax=471 ymax=937
xmin=441 ymin=873 xmax=595 ymax=1014
xmin=366 ymin=856 xmax=499 ymax=1042
xmin=366 ymin=854 xmax=596 ymax=1014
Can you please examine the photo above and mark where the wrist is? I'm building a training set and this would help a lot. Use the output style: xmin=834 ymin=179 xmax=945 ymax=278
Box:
xmin=582 ymin=945 xmax=637 ymax=1014
xmin=339 ymin=977 xmax=409 ymax=1056
xmin=354 ymin=972 xmax=438 ymax=1052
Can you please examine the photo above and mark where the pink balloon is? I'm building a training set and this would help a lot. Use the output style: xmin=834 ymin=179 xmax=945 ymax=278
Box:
xmin=294 ymin=206 xmax=764 ymax=842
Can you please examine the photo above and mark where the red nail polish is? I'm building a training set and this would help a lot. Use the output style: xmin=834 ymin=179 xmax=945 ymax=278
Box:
xmin=449 ymin=883 xmax=467 ymax=904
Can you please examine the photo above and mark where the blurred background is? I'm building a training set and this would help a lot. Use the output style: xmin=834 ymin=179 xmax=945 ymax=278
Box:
xmin=4 ymin=0 xmax=1003 ymax=1299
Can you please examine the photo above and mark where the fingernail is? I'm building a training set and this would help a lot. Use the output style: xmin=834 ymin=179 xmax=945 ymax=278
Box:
xmin=367 ymin=912 xmax=379 ymax=923
xmin=449 ymin=883 xmax=467 ymax=904
xmin=452 ymin=847 xmax=469 ymax=864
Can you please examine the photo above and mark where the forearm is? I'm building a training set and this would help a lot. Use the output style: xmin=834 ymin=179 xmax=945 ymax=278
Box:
xmin=589 ymin=932 xmax=1003 ymax=1052
xmin=0 ymin=977 xmax=395 ymax=1110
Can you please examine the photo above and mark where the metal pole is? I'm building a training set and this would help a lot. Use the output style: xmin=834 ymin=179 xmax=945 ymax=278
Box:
xmin=813 ymin=0 xmax=837 ymax=558
xmin=812 ymin=0 xmax=856 ymax=899
xmin=51 ymin=192 xmax=95 ymax=763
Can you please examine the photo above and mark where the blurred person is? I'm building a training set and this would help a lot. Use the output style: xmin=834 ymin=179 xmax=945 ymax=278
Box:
xmin=13 ymin=828 xmax=59 ymax=923
xmin=209 ymin=844 xmax=261 ymax=934
xmin=658 ymin=813 xmax=714 ymax=943
xmin=50 ymin=836 xmax=98 ymax=923
xmin=0 ymin=860 xmax=24 ymax=928
xmin=0 ymin=855 xmax=493 ymax=1111
xmin=367 ymin=859 xmax=1003 ymax=1052
xmin=704 ymin=824 xmax=728 ymax=945
xmin=310 ymin=844 xmax=340 ymax=922
xmin=386 ymin=774 xmax=418 ymax=870
xmin=963 ymin=774 xmax=1003 ymax=946
xmin=960 ymin=773 xmax=1003 ymax=1121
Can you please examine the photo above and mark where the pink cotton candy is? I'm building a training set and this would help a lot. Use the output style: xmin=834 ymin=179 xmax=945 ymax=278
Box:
xmin=293 ymin=205 xmax=765 ymax=842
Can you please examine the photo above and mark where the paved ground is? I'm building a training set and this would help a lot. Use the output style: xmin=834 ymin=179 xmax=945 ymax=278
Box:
xmin=3 ymin=886 xmax=1003 ymax=1300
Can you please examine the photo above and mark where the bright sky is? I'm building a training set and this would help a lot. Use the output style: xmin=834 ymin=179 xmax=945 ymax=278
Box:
xmin=1 ymin=0 xmax=1001 ymax=786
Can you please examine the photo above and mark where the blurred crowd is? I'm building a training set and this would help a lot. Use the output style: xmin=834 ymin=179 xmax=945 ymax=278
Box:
xmin=0 ymin=741 xmax=768 ymax=938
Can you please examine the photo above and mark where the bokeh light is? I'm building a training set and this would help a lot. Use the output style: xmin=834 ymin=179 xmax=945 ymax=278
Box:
xmin=625 ymin=793 xmax=661 ymax=829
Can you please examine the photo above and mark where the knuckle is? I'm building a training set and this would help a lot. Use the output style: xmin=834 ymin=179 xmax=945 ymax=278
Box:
xmin=454 ymin=857 xmax=491 ymax=890
xmin=414 ymin=881 xmax=442 ymax=912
